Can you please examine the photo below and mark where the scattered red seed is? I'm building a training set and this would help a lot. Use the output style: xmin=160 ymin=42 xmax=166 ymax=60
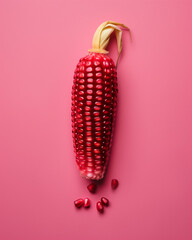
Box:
xmin=101 ymin=197 xmax=109 ymax=206
xmin=74 ymin=198 xmax=84 ymax=208
xmin=87 ymin=182 xmax=97 ymax=193
xmin=111 ymin=179 xmax=119 ymax=189
xmin=84 ymin=198 xmax=91 ymax=208
xmin=96 ymin=201 xmax=104 ymax=213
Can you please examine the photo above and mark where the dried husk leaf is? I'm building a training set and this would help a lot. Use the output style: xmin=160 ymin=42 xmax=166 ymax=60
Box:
xmin=88 ymin=21 xmax=131 ymax=65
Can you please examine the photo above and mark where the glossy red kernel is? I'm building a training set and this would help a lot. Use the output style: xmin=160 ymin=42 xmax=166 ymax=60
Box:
xmin=111 ymin=179 xmax=119 ymax=189
xmin=101 ymin=197 xmax=109 ymax=206
xmin=74 ymin=198 xmax=84 ymax=208
xmin=87 ymin=182 xmax=97 ymax=193
xmin=84 ymin=198 xmax=91 ymax=208
xmin=96 ymin=201 xmax=104 ymax=213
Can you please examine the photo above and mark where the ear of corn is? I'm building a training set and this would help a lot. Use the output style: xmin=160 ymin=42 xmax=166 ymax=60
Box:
xmin=71 ymin=21 xmax=130 ymax=180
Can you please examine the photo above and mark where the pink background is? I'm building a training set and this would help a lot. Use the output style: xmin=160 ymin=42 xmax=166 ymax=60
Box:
xmin=0 ymin=0 xmax=192 ymax=239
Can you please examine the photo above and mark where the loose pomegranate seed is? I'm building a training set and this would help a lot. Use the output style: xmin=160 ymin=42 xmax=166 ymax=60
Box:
xmin=111 ymin=179 xmax=119 ymax=189
xmin=96 ymin=201 xmax=104 ymax=213
xmin=74 ymin=198 xmax=84 ymax=208
xmin=87 ymin=182 xmax=97 ymax=193
xmin=101 ymin=197 xmax=109 ymax=206
xmin=84 ymin=198 xmax=91 ymax=208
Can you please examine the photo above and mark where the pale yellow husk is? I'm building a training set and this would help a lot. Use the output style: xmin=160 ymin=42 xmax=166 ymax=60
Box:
xmin=88 ymin=21 xmax=131 ymax=65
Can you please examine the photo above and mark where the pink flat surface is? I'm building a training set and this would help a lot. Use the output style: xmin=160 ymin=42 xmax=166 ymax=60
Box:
xmin=0 ymin=0 xmax=192 ymax=240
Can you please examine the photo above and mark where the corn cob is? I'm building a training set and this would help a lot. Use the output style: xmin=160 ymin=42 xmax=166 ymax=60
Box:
xmin=71 ymin=21 xmax=131 ymax=180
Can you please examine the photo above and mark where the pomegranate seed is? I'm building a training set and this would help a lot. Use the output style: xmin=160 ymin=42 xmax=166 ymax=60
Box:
xmin=101 ymin=197 xmax=109 ymax=206
xmin=87 ymin=182 xmax=97 ymax=193
xmin=96 ymin=201 xmax=104 ymax=213
xmin=87 ymin=183 xmax=97 ymax=193
xmin=111 ymin=179 xmax=119 ymax=189
xmin=74 ymin=198 xmax=84 ymax=208
xmin=84 ymin=198 xmax=91 ymax=208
